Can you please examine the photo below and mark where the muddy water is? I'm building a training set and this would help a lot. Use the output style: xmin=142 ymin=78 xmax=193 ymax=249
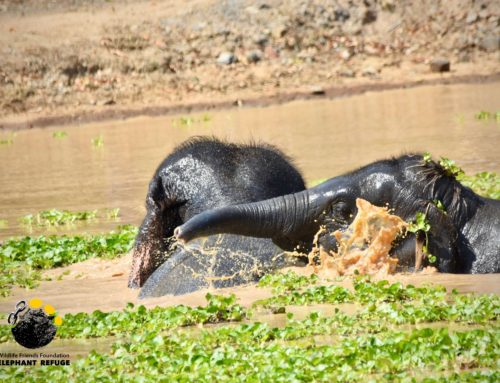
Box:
xmin=0 ymin=82 xmax=499 ymax=357
xmin=0 ymin=82 xmax=499 ymax=238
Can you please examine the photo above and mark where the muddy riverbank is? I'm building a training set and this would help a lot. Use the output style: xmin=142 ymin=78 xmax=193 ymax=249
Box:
xmin=1 ymin=0 xmax=499 ymax=129
xmin=1 ymin=72 xmax=499 ymax=130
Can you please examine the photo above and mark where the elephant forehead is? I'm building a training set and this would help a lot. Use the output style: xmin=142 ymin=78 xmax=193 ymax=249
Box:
xmin=362 ymin=173 xmax=395 ymax=190
xmin=160 ymin=156 xmax=229 ymax=202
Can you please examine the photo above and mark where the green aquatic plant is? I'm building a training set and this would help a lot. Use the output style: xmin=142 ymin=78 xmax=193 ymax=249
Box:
xmin=255 ymin=279 xmax=453 ymax=308
xmin=173 ymin=114 xmax=212 ymax=127
xmin=0 ymin=276 xmax=498 ymax=381
xmin=92 ymin=135 xmax=104 ymax=148
xmin=0 ymin=219 xmax=8 ymax=228
xmin=21 ymin=209 xmax=98 ymax=227
xmin=423 ymin=153 xmax=464 ymax=178
xmin=201 ymin=113 xmax=212 ymax=122
xmin=407 ymin=211 xmax=436 ymax=264
xmin=459 ymin=171 xmax=500 ymax=200
xmin=432 ymin=199 xmax=446 ymax=213
xmin=0 ymin=133 xmax=15 ymax=145
xmin=474 ymin=110 xmax=492 ymax=121
xmin=58 ymin=293 xmax=246 ymax=339
xmin=1 ymin=322 xmax=498 ymax=381
xmin=257 ymin=270 xmax=319 ymax=294
xmin=20 ymin=208 xmax=121 ymax=227
xmin=438 ymin=157 xmax=464 ymax=178
xmin=105 ymin=208 xmax=120 ymax=219
xmin=0 ymin=225 xmax=137 ymax=296
xmin=52 ymin=131 xmax=68 ymax=139
xmin=256 ymin=284 xmax=353 ymax=307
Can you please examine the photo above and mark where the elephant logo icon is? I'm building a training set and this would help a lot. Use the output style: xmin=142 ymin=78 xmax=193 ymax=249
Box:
xmin=7 ymin=299 xmax=63 ymax=349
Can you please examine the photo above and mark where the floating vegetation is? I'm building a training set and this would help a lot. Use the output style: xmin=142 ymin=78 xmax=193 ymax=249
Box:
xmin=58 ymin=294 xmax=245 ymax=340
xmin=0 ymin=133 xmax=15 ymax=145
xmin=0 ymin=219 xmax=8 ymax=229
xmin=407 ymin=212 xmax=436 ymax=264
xmin=20 ymin=208 xmax=121 ymax=227
xmin=258 ymin=271 xmax=319 ymax=294
xmin=0 ymin=225 xmax=137 ymax=296
xmin=105 ymin=208 xmax=121 ymax=219
xmin=475 ymin=110 xmax=500 ymax=121
xmin=475 ymin=110 xmax=492 ymax=120
xmin=52 ymin=131 xmax=68 ymax=139
xmin=92 ymin=135 xmax=104 ymax=148
xmin=459 ymin=171 xmax=500 ymax=200
xmin=474 ymin=110 xmax=500 ymax=123
xmin=0 ymin=277 xmax=498 ymax=382
xmin=21 ymin=209 xmax=97 ymax=227
xmin=173 ymin=113 xmax=212 ymax=127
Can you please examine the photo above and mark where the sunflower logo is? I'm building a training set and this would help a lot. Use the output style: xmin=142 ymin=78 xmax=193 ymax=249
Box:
xmin=7 ymin=298 xmax=63 ymax=349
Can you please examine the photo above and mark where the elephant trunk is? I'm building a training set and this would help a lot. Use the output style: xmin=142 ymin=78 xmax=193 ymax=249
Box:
xmin=174 ymin=184 xmax=334 ymax=247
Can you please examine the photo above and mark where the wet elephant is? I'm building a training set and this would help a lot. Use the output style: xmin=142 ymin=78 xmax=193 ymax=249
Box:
xmin=129 ymin=137 xmax=306 ymax=297
xmin=176 ymin=154 xmax=500 ymax=274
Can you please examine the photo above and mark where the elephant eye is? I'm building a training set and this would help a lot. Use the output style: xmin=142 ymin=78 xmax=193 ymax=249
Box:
xmin=330 ymin=202 xmax=352 ymax=222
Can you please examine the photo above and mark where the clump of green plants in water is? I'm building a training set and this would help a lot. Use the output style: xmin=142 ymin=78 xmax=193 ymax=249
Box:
xmin=62 ymin=294 xmax=245 ymax=339
xmin=105 ymin=208 xmax=120 ymax=219
xmin=92 ymin=135 xmax=104 ymax=148
xmin=0 ymin=225 xmax=137 ymax=296
xmin=407 ymin=211 xmax=436 ymax=264
xmin=0 ymin=293 xmax=246 ymax=342
xmin=52 ymin=131 xmax=67 ymax=139
xmin=474 ymin=110 xmax=492 ymax=120
xmin=0 ymin=219 xmax=8 ymax=228
xmin=20 ymin=208 xmax=121 ymax=227
xmin=257 ymin=271 xmax=319 ymax=294
xmin=255 ymin=278 xmax=453 ymax=308
xmin=0 ymin=277 xmax=498 ymax=382
xmin=5 ymin=328 xmax=496 ymax=382
xmin=173 ymin=113 xmax=212 ymax=127
xmin=0 ymin=133 xmax=15 ymax=145
xmin=21 ymin=209 xmax=97 ymax=227
xmin=459 ymin=171 xmax=500 ymax=200
xmin=474 ymin=110 xmax=500 ymax=122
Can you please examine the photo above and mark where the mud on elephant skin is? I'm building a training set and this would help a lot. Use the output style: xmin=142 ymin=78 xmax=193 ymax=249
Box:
xmin=129 ymin=137 xmax=306 ymax=296
xmin=176 ymin=154 xmax=500 ymax=274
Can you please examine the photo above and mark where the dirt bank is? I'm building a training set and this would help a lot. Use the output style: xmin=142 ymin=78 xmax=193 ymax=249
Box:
xmin=1 ymin=0 xmax=499 ymax=129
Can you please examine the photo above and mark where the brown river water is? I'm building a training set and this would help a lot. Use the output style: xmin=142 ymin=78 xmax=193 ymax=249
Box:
xmin=0 ymin=82 xmax=499 ymax=356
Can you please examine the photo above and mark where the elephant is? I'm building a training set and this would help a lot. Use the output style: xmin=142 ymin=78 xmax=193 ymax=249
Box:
xmin=175 ymin=154 xmax=500 ymax=274
xmin=128 ymin=137 xmax=306 ymax=297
